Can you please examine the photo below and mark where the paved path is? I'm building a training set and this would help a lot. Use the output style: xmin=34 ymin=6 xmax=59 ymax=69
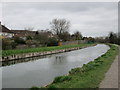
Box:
xmin=118 ymin=47 xmax=120 ymax=89
xmin=99 ymin=47 xmax=119 ymax=89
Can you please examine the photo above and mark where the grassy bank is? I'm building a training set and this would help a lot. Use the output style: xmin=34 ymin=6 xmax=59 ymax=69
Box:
xmin=2 ymin=43 xmax=95 ymax=57
xmin=31 ymin=44 xmax=118 ymax=89
xmin=45 ymin=44 xmax=118 ymax=88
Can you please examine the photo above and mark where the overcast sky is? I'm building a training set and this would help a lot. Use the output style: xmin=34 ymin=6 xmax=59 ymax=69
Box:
xmin=2 ymin=2 xmax=118 ymax=37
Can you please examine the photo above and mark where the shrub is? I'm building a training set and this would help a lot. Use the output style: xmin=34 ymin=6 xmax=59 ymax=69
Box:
xmin=2 ymin=38 xmax=12 ymax=50
xmin=30 ymin=86 xmax=39 ymax=90
xmin=69 ymin=68 xmax=81 ymax=74
xmin=53 ymin=76 xmax=72 ymax=83
xmin=11 ymin=41 xmax=17 ymax=49
xmin=69 ymin=60 xmax=104 ymax=75
xmin=47 ymin=85 xmax=57 ymax=88
xmin=14 ymin=37 xmax=26 ymax=44
xmin=47 ymin=37 xmax=58 ymax=46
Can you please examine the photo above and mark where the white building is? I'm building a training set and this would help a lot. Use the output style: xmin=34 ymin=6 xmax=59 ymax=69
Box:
xmin=0 ymin=23 xmax=14 ymax=38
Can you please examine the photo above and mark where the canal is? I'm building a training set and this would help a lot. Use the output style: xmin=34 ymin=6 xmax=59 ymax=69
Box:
xmin=2 ymin=44 xmax=110 ymax=88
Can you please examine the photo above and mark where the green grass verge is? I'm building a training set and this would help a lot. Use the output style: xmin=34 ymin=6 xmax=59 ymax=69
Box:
xmin=30 ymin=44 xmax=118 ymax=89
xmin=2 ymin=43 xmax=95 ymax=57
xmin=46 ymin=44 xmax=118 ymax=88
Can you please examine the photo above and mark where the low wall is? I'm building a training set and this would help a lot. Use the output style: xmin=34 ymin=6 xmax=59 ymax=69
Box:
xmin=62 ymin=40 xmax=88 ymax=46
xmin=1 ymin=45 xmax=96 ymax=62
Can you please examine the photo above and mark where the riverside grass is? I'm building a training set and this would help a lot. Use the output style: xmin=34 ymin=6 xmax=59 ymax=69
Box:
xmin=31 ymin=44 xmax=118 ymax=89
xmin=46 ymin=44 xmax=118 ymax=88
xmin=2 ymin=43 xmax=95 ymax=57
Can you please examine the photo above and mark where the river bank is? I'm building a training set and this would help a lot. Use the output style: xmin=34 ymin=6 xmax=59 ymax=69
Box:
xmin=31 ymin=44 xmax=118 ymax=89
xmin=2 ymin=44 xmax=109 ymax=88
xmin=1 ymin=43 xmax=96 ymax=62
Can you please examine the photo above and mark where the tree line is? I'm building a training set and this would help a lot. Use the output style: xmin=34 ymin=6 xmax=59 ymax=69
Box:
xmin=2 ymin=18 xmax=120 ymax=50
xmin=94 ymin=32 xmax=120 ymax=45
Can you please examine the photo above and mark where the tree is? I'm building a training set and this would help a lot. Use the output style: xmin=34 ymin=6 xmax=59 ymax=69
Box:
xmin=50 ymin=18 xmax=70 ymax=40
xmin=2 ymin=38 xmax=12 ymax=50
xmin=118 ymin=32 xmax=120 ymax=45
xmin=26 ymin=35 xmax=32 ymax=40
xmin=26 ymin=40 xmax=33 ymax=47
xmin=109 ymin=32 xmax=117 ymax=44
xmin=59 ymin=31 xmax=71 ymax=41
xmin=33 ymin=31 xmax=49 ymax=46
xmin=87 ymin=37 xmax=95 ymax=43
xmin=14 ymin=37 xmax=26 ymax=44
xmin=71 ymin=31 xmax=83 ymax=40
xmin=47 ymin=37 xmax=58 ymax=46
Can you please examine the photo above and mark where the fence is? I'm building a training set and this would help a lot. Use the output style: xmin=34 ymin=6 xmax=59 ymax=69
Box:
xmin=60 ymin=40 xmax=87 ymax=46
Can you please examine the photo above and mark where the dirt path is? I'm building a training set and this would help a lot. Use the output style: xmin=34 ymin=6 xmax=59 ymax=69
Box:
xmin=99 ymin=55 xmax=118 ymax=88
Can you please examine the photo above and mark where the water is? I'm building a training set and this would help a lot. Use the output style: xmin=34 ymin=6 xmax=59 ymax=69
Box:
xmin=2 ymin=44 xmax=110 ymax=88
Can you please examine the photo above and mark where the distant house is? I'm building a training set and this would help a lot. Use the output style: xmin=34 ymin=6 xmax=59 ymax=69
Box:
xmin=38 ymin=30 xmax=54 ymax=38
xmin=0 ymin=23 xmax=14 ymax=38
xmin=11 ymin=30 xmax=36 ymax=40
xmin=45 ymin=31 xmax=54 ymax=38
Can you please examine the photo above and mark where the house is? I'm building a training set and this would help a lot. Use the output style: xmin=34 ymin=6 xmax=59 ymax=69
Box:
xmin=11 ymin=30 xmax=36 ymax=40
xmin=37 ymin=30 xmax=54 ymax=38
xmin=0 ymin=23 xmax=14 ymax=38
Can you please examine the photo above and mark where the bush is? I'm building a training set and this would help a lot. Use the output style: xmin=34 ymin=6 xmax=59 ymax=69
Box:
xmin=14 ymin=37 xmax=26 ymax=44
xmin=69 ymin=68 xmax=81 ymax=74
xmin=69 ymin=60 xmax=104 ymax=75
xmin=47 ymin=85 xmax=57 ymax=88
xmin=2 ymin=38 xmax=12 ymax=50
xmin=26 ymin=40 xmax=33 ymax=47
xmin=30 ymin=86 xmax=39 ymax=90
xmin=53 ymin=76 xmax=72 ymax=83
xmin=47 ymin=37 xmax=58 ymax=46
xmin=11 ymin=41 xmax=17 ymax=49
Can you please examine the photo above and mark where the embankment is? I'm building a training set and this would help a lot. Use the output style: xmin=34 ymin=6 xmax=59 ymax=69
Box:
xmin=2 ymin=43 xmax=96 ymax=62
xmin=37 ymin=44 xmax=118 ymax=88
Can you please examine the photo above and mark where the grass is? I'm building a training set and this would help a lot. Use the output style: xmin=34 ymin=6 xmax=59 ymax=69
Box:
xmin=2 ymin=43 xmax=95 ymax=57
xmin=53 ymin=76 xmax=72 ymax=83
xmin=43 ymin=44 xmax=118 ymax=88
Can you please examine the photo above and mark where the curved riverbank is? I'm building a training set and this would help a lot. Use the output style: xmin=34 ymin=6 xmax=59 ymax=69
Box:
xmin=2 ymin=43 xmax=96 ymax=62
xmin=31 ymin=44 xmax=118 ymax=89
xmin=2 ymin=44 xmax=109 ymax=88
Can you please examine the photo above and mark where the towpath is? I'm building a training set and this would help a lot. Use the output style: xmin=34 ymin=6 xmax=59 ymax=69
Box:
xmin=99 ymin=47 xmax=119 ymax=89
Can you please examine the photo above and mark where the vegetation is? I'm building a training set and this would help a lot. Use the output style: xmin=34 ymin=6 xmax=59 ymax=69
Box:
xmin=33 ymin=31 xmax=49 ymax=46
xmin=42 ymin=44 xmax=118 ymax=88
xmin=2 ymin=43 xmax=95 ymax=57
xmin=2 ymin=38 xmax=18 ymax=50
xmin=47 ymin=37 xmax=58 ymax=46
xmin=30 ymin=86 xmax=39 ymax=90
xmin=53 ymin=76 xmax=72 ymax=83
xmin=50 ymin=18 xmax=70 ymax=41
xmin=71 ymin=31 xmax=83 ymax=40
xmin=95 ymin=32 xmax=120 ymax=45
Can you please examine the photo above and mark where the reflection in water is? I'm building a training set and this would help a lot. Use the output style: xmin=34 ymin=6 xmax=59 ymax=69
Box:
xmin=2 ymin=44 xmax=110 ymax=88
xmin=52 ymin=55 xmax=67 ymax=64
xmin=2 ymin=52 xmax=68 ymax=66
xmin=2 ymin=55 xmax=52 ymax=67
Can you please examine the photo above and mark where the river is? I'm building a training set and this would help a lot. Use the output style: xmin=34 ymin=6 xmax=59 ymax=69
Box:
xmin=2 ymin=44 xmax=110 ymax=88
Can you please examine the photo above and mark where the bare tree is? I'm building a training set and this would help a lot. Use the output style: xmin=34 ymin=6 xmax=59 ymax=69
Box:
xmin=50 ymin=18 xmax=70 ymax=40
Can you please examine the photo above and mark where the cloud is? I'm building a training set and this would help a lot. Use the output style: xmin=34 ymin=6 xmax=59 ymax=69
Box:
xmin=2 ymin=2 xmax=118 ymax=37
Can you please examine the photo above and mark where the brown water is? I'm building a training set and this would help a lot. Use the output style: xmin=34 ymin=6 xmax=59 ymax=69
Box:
xmin=2 ymin=44 xmax=110 ymax=88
